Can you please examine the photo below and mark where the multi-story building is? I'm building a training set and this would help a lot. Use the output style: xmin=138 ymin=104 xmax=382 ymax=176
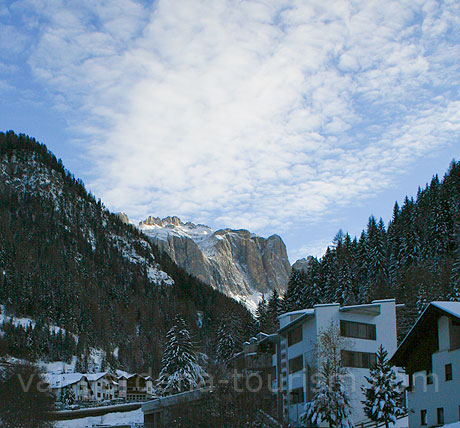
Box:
xmin=390 ymin=301 xmax=460 ymax=428
xmin=230 ymin=332 xmax=282 ymax=419
xmin=46 ymin=373 xmax=92 ymax=402
xmin=277 ymin=299 xmax=399 ymax=425
xmin=86 ymin=372 xmax=119 ymax=401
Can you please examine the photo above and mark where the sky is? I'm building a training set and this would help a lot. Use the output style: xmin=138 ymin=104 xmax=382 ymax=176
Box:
xmin=1 ymin=0 xmax=460 ymax=262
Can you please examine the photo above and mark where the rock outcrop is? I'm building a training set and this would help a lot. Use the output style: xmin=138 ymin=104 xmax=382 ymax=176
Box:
xmin=138 ymin=216 xmax=291 ymax=310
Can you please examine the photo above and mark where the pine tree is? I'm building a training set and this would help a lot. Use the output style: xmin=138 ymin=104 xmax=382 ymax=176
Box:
xmin=255 ymin=294 xmax=268 ymax=330
xmin=216 ymin=320 xmax=237 ymax=363
xmin=157 ymin=315 xmax=206 ymax=395
xmin=300 ymin=323 xmax=353 ymax=428
xmin=266 ymin=289 xmax=281 ymax=333
xmin=62 ymin=387 xmax=75 ymax=406
xmin=362 ymin=345 xmax=405 ymax=428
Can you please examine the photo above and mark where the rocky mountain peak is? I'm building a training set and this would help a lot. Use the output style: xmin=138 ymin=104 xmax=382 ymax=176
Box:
xmin=138 ymin=215 xmax=291 ymax=311
xmin=116 ymin=212 xmax=130 ymax=224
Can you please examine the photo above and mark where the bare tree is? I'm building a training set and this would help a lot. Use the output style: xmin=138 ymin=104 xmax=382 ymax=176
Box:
xmin=300 ymin=322 xmax=353 ymax=428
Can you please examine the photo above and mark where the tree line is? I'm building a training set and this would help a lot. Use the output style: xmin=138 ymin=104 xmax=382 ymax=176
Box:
xmin=257 ymin=160 xmax=460 ymax=339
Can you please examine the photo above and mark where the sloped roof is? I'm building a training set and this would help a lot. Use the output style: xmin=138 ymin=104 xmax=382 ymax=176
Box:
xmin=390 ymin=301 xmax=460 ymax=367
xmin=86 ymin=372 xmax=112 ymax=382
xmin=46 ymin=373 xmax=87 ymax=389
xmin=431 ymin=301 xmax=460 ymax=319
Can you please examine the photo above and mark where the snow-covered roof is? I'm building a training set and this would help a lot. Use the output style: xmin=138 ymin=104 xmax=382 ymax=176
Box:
xmin=390 ymin=301 xmax=460 ymax=367
xmin=46 ymin=373 xmax=87 ymax=389
xmin=279 ymin=308 xmax=313 ymax=318
xmin=86 ymin=372 xmax=111 ymax=382
xmin=431 ymin=301 xmax=460 ymax=319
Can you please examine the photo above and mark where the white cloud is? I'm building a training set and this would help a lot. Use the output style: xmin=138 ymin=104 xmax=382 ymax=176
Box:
xmin=5 ymin=0 xmax=460 ymax=239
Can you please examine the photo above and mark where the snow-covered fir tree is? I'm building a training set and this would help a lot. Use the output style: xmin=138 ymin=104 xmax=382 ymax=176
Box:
xmin=62 ymin=387 xmax=75 ymax=405
xmin=362 ymin=345 xmax=405 ymax=428
xmin=157 ymin=314 xmax=207 ymax=395
xmin=216 ymin=321 xmax=237 ymax=363
xmin=216 ymin=312 xmax=244 ymax=362
xmin=300 ymin=323 xmax=353 ymax=428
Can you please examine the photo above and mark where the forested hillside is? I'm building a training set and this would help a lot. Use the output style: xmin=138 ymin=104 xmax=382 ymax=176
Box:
xmin=280 ymin=161 xmax=460 ymax=339
xmin=0 ymin=131 xmax=255 ymax=372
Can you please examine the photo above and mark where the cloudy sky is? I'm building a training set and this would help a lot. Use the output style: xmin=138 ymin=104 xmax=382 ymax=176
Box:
xmin=1 ymin=0 xmax=460 ymax=261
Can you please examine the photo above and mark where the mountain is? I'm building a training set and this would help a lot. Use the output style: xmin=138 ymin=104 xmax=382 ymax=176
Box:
xmin=138 ymin=215 xmax=291 ymax=310
xmin=286 ymin=161 xmax=460 ymax=339
xmin=0 ymin=131 xmax=255 ymax=371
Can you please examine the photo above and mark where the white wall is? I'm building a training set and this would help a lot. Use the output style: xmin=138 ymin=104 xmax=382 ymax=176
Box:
xmin=282 ymin=300 xmax=398 ymax=426
xmin=408 ymin=347 xmax=460 ymax=428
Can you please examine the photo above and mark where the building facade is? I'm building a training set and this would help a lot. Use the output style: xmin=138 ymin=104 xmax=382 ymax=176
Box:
xmin=47 ymin=373 xmax=92 ymax=402
xmin=277 ymin=299 xmax=399 ymax=425
xmin=231 ymin=332 xmax=282 ymax=419
xmin=391 ymin=302 xmax=460 ymax=428
xmin=86 ymin=372 xmax=119 ymax=401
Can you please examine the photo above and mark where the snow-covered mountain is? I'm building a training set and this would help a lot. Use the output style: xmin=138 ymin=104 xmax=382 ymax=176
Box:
xmin=137 ymin=216 xmax=291 ymax=310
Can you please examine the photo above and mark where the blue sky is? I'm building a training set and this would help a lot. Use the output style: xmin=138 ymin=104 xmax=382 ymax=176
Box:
xmin=1 ymin=0 xmax=460 ymax=262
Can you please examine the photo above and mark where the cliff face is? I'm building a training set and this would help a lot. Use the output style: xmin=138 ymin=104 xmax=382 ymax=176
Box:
xmin=138 ymin=216 xmax=291 ymax=310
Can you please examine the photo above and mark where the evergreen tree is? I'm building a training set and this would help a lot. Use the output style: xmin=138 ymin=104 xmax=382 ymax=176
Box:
xmin=62 ymin=387 xmax=75 ymax=406
xmin=362 ymin=346 xmax=405 ymax=428
xmin=266 ymin=289 xmax=281 ymax=333
xmin=216 ymin=316 xmax=240 ymax=363
xmin=0 ymin=363 xmax=55 ymax=428
xmin=300 ymin=323 xmax=352 ymax=428
xmin=157 ymin=315 xmax=207 ymax=395
xmin=255 ymin=294 xmax=268 ymax=330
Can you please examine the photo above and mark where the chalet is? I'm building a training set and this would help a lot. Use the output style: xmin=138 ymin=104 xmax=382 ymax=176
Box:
xmin=46 ymin=373 xmax=92 ymax=402
xmin=118 ymin=373 xmax=154 ymax=401
xmin=86 ymin=372 xmax=119 ymax=401
xmin=390 ymin=302 xmax=460 ymax=428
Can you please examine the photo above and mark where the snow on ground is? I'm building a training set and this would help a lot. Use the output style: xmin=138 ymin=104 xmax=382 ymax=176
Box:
xmin=442 ymin=423 xmax=460 ymax=428
xmin=0 ymin=305 xmax=77 ymax=340
xmin=40 ymin=357 xmax=77 ymax=375
xmin=391 ymin=416 xmax=408 ymax=428
xmin=55 ymin=408 xmax=143 ymax=427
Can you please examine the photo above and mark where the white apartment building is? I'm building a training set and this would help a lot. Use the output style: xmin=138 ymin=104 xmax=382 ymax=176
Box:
xmin=390 ymin=302 xmax=460 ymax=428
xmin=277 ymin=299 xmax=399 ymax=426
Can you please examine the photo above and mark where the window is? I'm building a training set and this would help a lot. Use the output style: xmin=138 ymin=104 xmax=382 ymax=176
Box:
xmin=427 ymin=369 xmax=433 ymax=385
xmin=445 ymin=363 xmax=453 ymax=381
xmin=289 ymin=387 xmax=304 ymax=404
xmin=288 ymin=326 xmax=303 ymax=346
xmin=289 ymin=355 xmax=303 ymax=374
xmin=420 ymin=410 xmax=427 ymax=426
xmin=341 ymin=350 xmax=377 ymax=368
xmin=437 ymin=408 xmax=444 ymax=425
xmin=340 ymin=320 xmax=376 ymax=340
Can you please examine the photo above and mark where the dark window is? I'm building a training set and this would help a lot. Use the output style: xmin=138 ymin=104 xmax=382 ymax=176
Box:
xmin=427 ymin=369 xmax=433 ymax=385
xmin=288 ymin=326 xmax=303 ymax=346
xmin=445 ymin=364 xmax=453 ymax=381
xmin=437 ymin=408 xmax=444 ymax=425
xmin=341 ymin=350 xmax=377 ymax=368
xmin=289 ymin=387 xmax=304 ymax=404
xmin=289 ymin=355 xmax=303 ymax=374
xmin=340 ymin=320 xmax=376 ymax=340
xmin=421 ymin=410 xmax=427 ymax=426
